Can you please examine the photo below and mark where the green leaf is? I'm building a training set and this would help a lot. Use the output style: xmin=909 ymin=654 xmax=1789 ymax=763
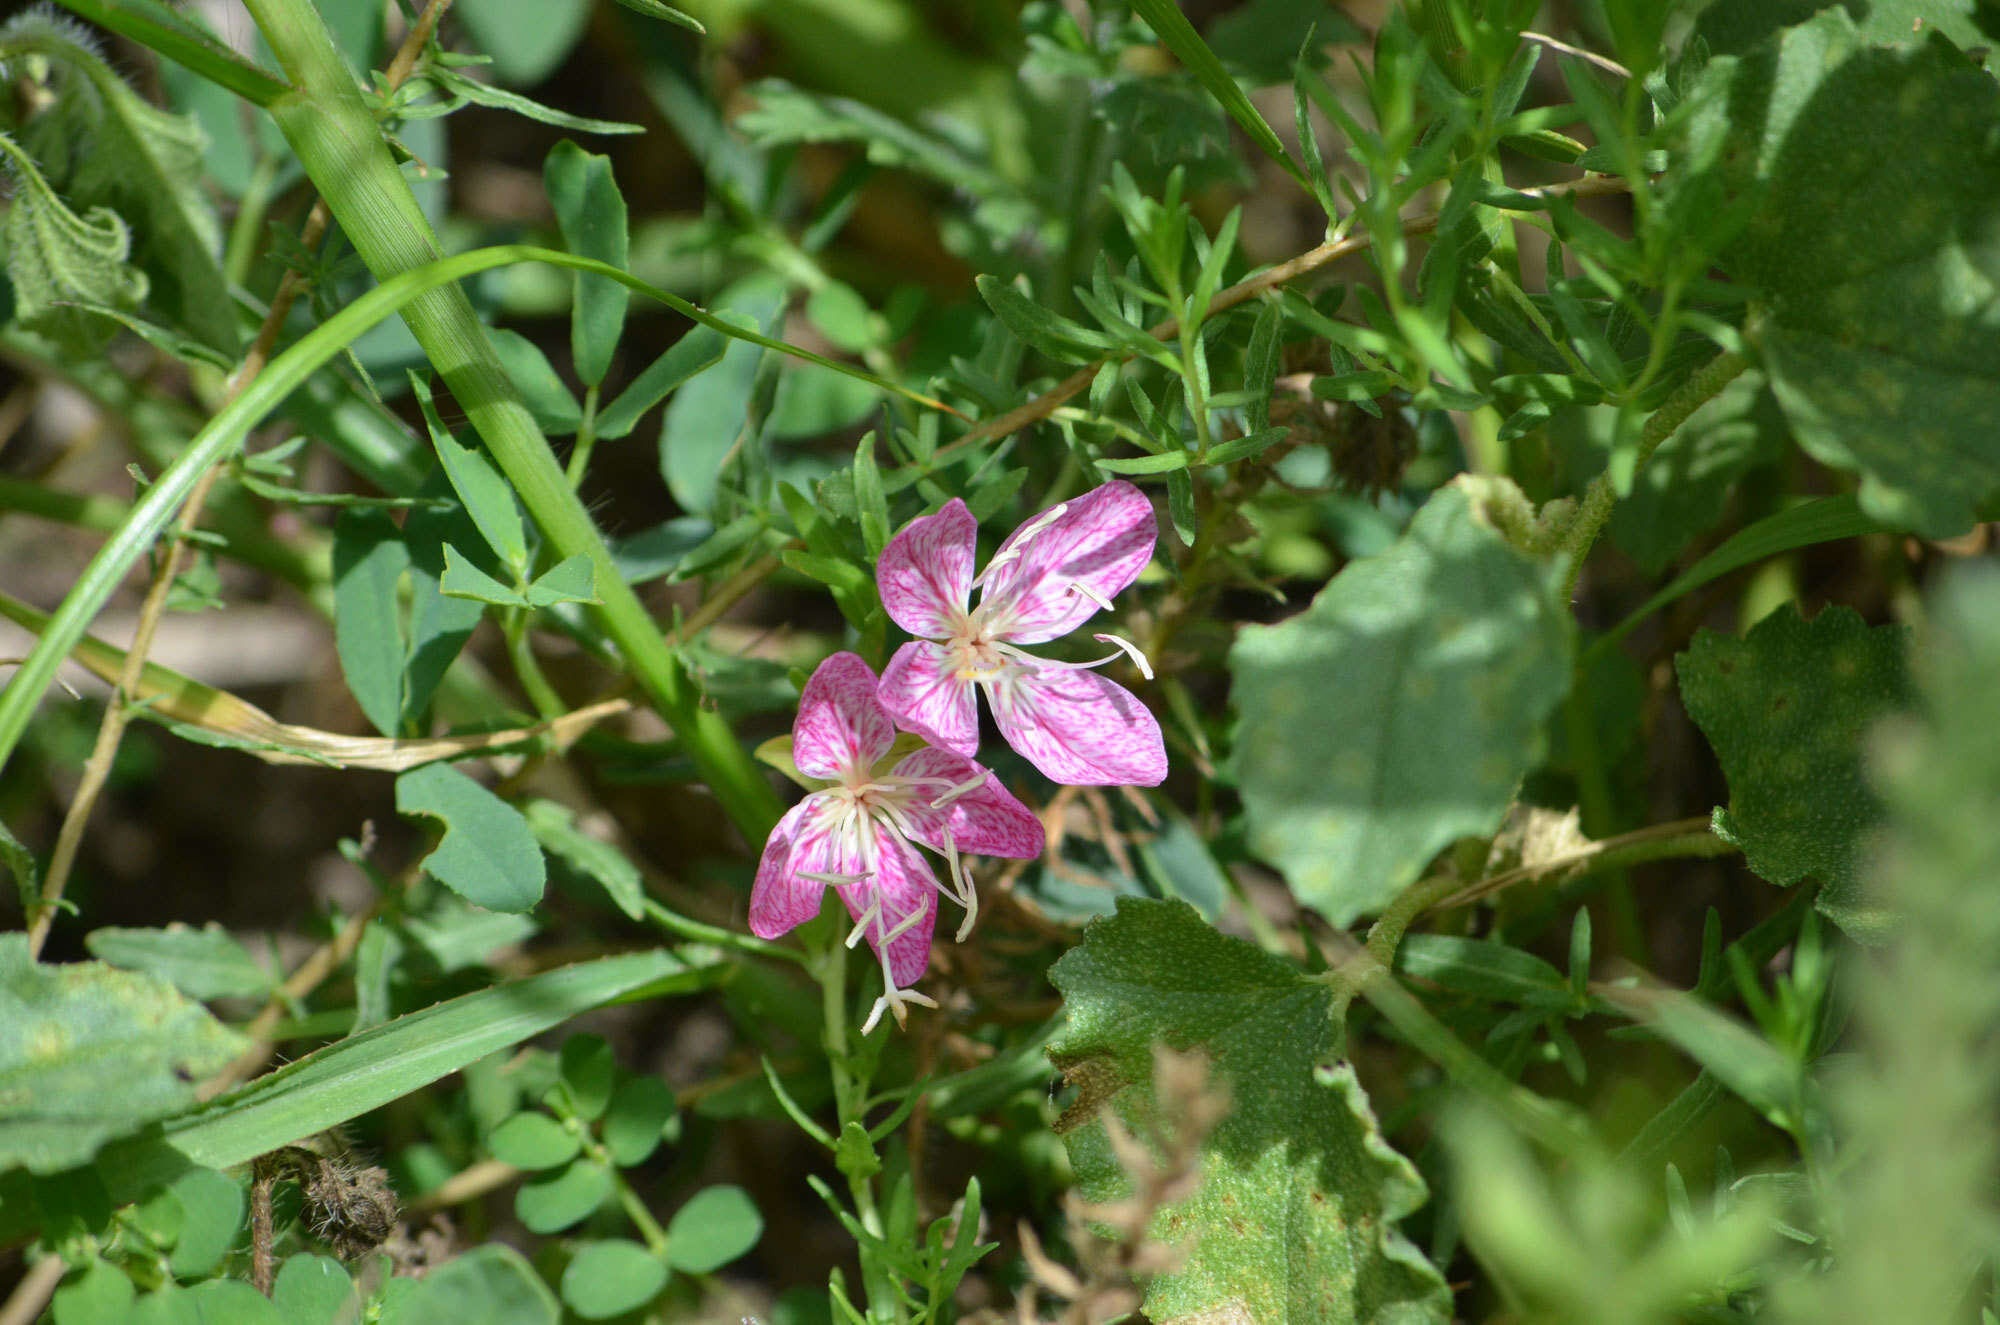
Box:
xmin=516 ymin=1158 xmax=613 ymax=1232
xmin=0 ymin=816 xmax=39 ymax=919
xmin=84 ymin=924 xmax=270 ymax=1001
xmin=852 ymin=432 xmax=890 ymax=560
xmin=488 ymin=329 xmax=584 ymax=436
xmin=51 ymin=1259 xmax=134 ymax=1325
xmin=487 ymin=1112 xmax=581 ymax=1170
xmin=1127 ymin=0 xmax=1307 ymax=186
xmin=395 ymin=763 xmax=546 ymax=913
xmin=607 ymin=0 xmax=702 ymax=32
xmin=166 ymin=1167 xmax=243 ymax=1278
xmin=1048 ymin=898 xmax=1451 ymax=1323
xmin=413 ymin=374 xmax=529 ymax=572
xmin=439 ymin=544 xmax=528 ymax=608
xmin=1676 ymin=604 xmax=1911 ymax=938
xmin=1692 ymin=10 xmax=2000 ymax=535
xmin=379 ymin=1244 xmax=559 ymax=1325
xmin=543 ymin=142 xmax=630 ymax=389
xmin=0 ymin=950 xmax=715 ymax=1246
xmin=664 ymin=1185 xmax=764 ymax=1272
xmin=976 ymin=273 xmax=1118 ymax=362
xmin=450 ymin=0 xmax=590 ymax=84
xmin=1230 ymin=486 xmax=1572 ymax=925
xmin=177 ymin=1281 xmax=281 ymax=1325
xmin=524 ymin=554 xmax=598 ymax=607
xmin=1396 ymin=936 xmax=1570 ymax=1005
xmin=525 ymin=799 xmax=646 ymax=920
xmin=560 ymin=1034 xmax=616 ymax=1120
xmin=400 ymin=483 xmax=489 ymax=724
xmin=0 ymin=138 xmax=149 ymax=353
xmin=806 ymin=281 xmax=877 ymax=354
xmin=562 ymin=1240 xmax=670 ymax=1319
xmin=271 ymin=1256 xmax=355 ymax=1325
xmin=8 ymin=18 xmax=235 ymax=351
xmin=331 ymin=511 xmax=409 ymax=738
xmin=0 ymin=933 xmax=248 ymax=1175
xmin=595 ymin=327 xmax=727 ymax=440
xmin=1603 ymin=373 xmax=1785 ymax=574
xmin=602 ymin=1076 xmax=676 ymax=1167
xmin=1097 ymin=451 xmax=1191 ymax=475
xmin=661 ymin=276 xmax=782 ymax=516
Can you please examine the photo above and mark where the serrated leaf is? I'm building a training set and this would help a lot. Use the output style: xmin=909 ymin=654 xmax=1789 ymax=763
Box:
xmin=1688 ymin=11 xmax=2000 ymax=535
xmin=544 ymin=142 xmax=630 ymax=388
xmin=1231 ymin=486 xmax=1572 ymax=924
xmin=395 ymin=763 xmax=546 ymax=913
xmin=84 ymin=924 xmax=270 ymax=1001
xmin=1676 ymin=604 xmax=1911 ymax=937
xmin=1048 ymin=898 xmax=1451 ymax=1323
xmin=0 ymin=933 xmax=248 ymax=1174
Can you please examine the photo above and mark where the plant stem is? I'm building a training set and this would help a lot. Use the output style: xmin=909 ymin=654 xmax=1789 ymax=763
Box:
xmin=240 ymin=0 xmax=784 ymax=844
xmin=810 ymin=922 xmax=899 ymax=1323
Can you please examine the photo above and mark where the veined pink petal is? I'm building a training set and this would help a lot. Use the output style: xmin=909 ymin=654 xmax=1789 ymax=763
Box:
xmin=835 ymin=829 xmax=938 ymax=988
xmin=794 ymin=652 xmax=896 ymax=780
xmin=892 ymin=746 xmax=1045 ymax=860
xmin=980 ymin=481 xmax=1156 ymax=645
xmin=878 ymin=641 xmax=980 ymax=756
xmin=748 ymin=796 xmax=847 ymax=939
xmin=878 ymin=498 xmax=976 ymax=638
xmin=985 ymin=665 xmax=1168 ymax=787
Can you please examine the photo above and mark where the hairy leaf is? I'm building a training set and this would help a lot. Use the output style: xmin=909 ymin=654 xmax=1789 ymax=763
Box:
xmin=1049 ymin=899 xmax=1451 ymax=1324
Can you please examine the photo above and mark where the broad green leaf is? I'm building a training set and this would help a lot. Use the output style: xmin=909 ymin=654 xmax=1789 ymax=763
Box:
xmin=395 ymin=763 xmax=546 ymax=913
xmin=1048 ymin=898 xmax=1451 ymax=1323
xmin=595 ymin=326 xmax=728 ymax=440
xmin=165 ymin=1166 xmax=243 ymax=1278
xmin=517 ymin=1158 xmax=612 ymax=1232
xmin=400 ymin=485 xmax=489 ymax=724
xmin=562 ymin=1240 xmax=670 ymax=1319
xmin=1677 ymin=604 xmax=1911 ymax=938
xmin=1690 ymin=11 xmax=2000 ymax=535
xmin=602 ymin=1076 xmax=676 ymax=1167
xmin=0 ymin=950 xmax=713 ymax=1245
xmin=1231 ymin=486 xmax=1572 ymax=924
xmin=9 ymin=16 xmax=235 ymax=350
xmin=524 ymin=554 xmax=598 ymax=607
xmin=178 ymin=1281 xmax=280 ymax=1325
xmin=1692 ymin=0 xmax=1989 ymax=57
xmin=331 ymin=509 xmax=408 ymax=737
xmin=0 ymin=934 xmax=247 ymax=1175
xmin=85 ymin=924 xmax=270 ymax=1001
xmin=609 ymin=517 xmax=713 ymax=584
xmin=488 ymin=329 xmax=584 ymax=435
xmin=544 ymin=142 xmax=630 ymax=388
xmin=487 ymin=1112 xmax=580 ymax=1170
xmin=664 ymin=1184 xmax=764 ymax=1272
xmin=271 ymin=1256 xmax=354 ymax=1325
xmin=51 ymin=1259 xmax=134 ymax=1325
xmin=439 ymin=544 xmax=529 ymax=608
xmin=660 ymin=276 xmax=783 ymax=515
xmin=805 ymin=281 xmax=876 ymax=354
xmin=450 ymin=0 xmax=590 ymax=84
xmin=560 ymin=1035 xmax=616 ymax=1120
xmin=526 ymin=800 xmax=646 ymax=920
xmin=1606 ymin=374 xmax=1785 ymax=573
xmin=380 ymin=1244 xmax=559 ymax=1325
xmin=413 ymin=374 xmax=529 ymax=572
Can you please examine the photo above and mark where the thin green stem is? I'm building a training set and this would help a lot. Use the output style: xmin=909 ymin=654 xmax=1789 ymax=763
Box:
xmin=502 ymin=609 xmax=565 ymax=721
xmin=809 ymin=921 xmax=899 ymax=1323
xmin=565 ymin=384 xmax=601 ymax=489
xmin=639 ymin=898 xmax=802 ymax=964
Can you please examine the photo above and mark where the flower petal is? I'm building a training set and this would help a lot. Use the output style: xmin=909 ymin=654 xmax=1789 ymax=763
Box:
xmin=892 ymin=747 xmax=1044 ymax=859
xmin=986 ymin=666 xmax=1168 ymax=786
xmin=980 ymin=481 xmax=1156 ymax=644
xmin=878 ymin=640 xmax=980 ymax=756
xmin=748 ymin=796 xmax=845 ymax=939
xmin=836 ymin=829 xmax=938 ymax=988
xmin=794 ymin=652 xmax=895 ymax=780
xmin=878 ymin=497 xmax=976 ymax=638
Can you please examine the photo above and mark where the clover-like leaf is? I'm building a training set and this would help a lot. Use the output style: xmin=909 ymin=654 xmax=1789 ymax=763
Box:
xmin=1231 ymin=485 xmax=1571 ymax=925
xmin=1048 ymin=898 xmax=1451 ymax=1324
xmin=1676 ymin=603 xmax=1910 ymax=938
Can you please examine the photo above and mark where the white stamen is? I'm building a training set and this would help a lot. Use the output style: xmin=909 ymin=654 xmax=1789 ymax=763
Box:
xmin=1067 ymin=579 xmax=1115 ymax=612
xmin=942 ymin=826 xmax=979 ymax=943
xmin=800 ymin=870 xmax=869 ymax=887
xmin=1090 ymin=632 xmax=1155 ymax=680
xmin=929 ymin=771 xmax=990 ymax=809
xmin=973 ymin=502 xmax=1069 ymax=587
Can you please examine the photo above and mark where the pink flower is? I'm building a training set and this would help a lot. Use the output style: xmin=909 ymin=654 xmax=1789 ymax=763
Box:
xmin=750 ymin=652 xmax=1044 ymax=1032
xmin=876 ymin=482 xmax=1168 ymax=787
